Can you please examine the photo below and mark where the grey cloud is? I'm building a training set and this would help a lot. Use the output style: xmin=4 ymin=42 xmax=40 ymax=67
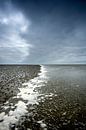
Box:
xmin=24 ymin=22 xmax=86 ymax=64
xmin=0 ymin=0 xmax=86 ymax=64
xmin=0 ymin=2 xmax=32 ymax=63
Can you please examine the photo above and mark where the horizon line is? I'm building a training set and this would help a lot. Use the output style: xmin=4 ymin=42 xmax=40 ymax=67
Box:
xmin=0 ymin=63 xmax=86 ymax=66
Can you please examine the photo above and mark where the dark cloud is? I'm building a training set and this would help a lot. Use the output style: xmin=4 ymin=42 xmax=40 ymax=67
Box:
xmin=0 ymin=0 xmax=86 ymax=64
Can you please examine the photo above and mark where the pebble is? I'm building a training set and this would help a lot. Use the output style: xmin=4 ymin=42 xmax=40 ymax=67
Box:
xmin=62 ymin=112 xmax=66 ymax=116
xmin=0 ymin=112 xmax=5 ymax=121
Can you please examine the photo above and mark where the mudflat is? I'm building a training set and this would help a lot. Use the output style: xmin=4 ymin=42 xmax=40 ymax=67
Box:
xmin=0 ymin=65 xmax=86 ymax=130
xmin=0 ymin=65 xmax=40 ymax=104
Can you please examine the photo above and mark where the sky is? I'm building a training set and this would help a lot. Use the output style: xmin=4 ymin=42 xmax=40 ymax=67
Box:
xmin=0 ymin=0 xmax=86 ymax=64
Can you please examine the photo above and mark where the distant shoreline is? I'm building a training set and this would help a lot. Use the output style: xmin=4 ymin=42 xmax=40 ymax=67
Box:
xmin=0 ymin=64 xmax=86 ymax=66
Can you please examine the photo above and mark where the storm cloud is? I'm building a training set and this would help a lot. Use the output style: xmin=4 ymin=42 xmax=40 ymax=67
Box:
xmin=0 ymin=1 xmax=32 ymax=63
xmin=0 ymin=0 xmax=86 ymax=64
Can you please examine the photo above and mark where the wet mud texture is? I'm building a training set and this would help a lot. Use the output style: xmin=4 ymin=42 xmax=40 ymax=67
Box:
xmin=1 ymin=65 xmax=86 ymax=130
xmin=0 ymin=65 xmax=40 ymax=104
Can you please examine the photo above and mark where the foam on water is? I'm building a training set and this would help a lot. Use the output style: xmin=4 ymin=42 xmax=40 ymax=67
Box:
xmin=0 ymin=65 xmax=48 ymax=130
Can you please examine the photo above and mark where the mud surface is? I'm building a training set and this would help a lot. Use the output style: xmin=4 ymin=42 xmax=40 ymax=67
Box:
xmin=0 ymin=65 xmax=40 ymax=104
xmin=0 ymin=65 xmax=86 ymax=130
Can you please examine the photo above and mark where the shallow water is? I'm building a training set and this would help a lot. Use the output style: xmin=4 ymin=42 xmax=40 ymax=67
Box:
xmin=0 ymin=65 xmax=86 ymax=130
xmin=36 ymin=65 xmax=86 ymax=129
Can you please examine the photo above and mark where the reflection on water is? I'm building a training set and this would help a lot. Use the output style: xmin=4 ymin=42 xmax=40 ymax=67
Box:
xmin=0 ymin=65 xmax=86 ymax=130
